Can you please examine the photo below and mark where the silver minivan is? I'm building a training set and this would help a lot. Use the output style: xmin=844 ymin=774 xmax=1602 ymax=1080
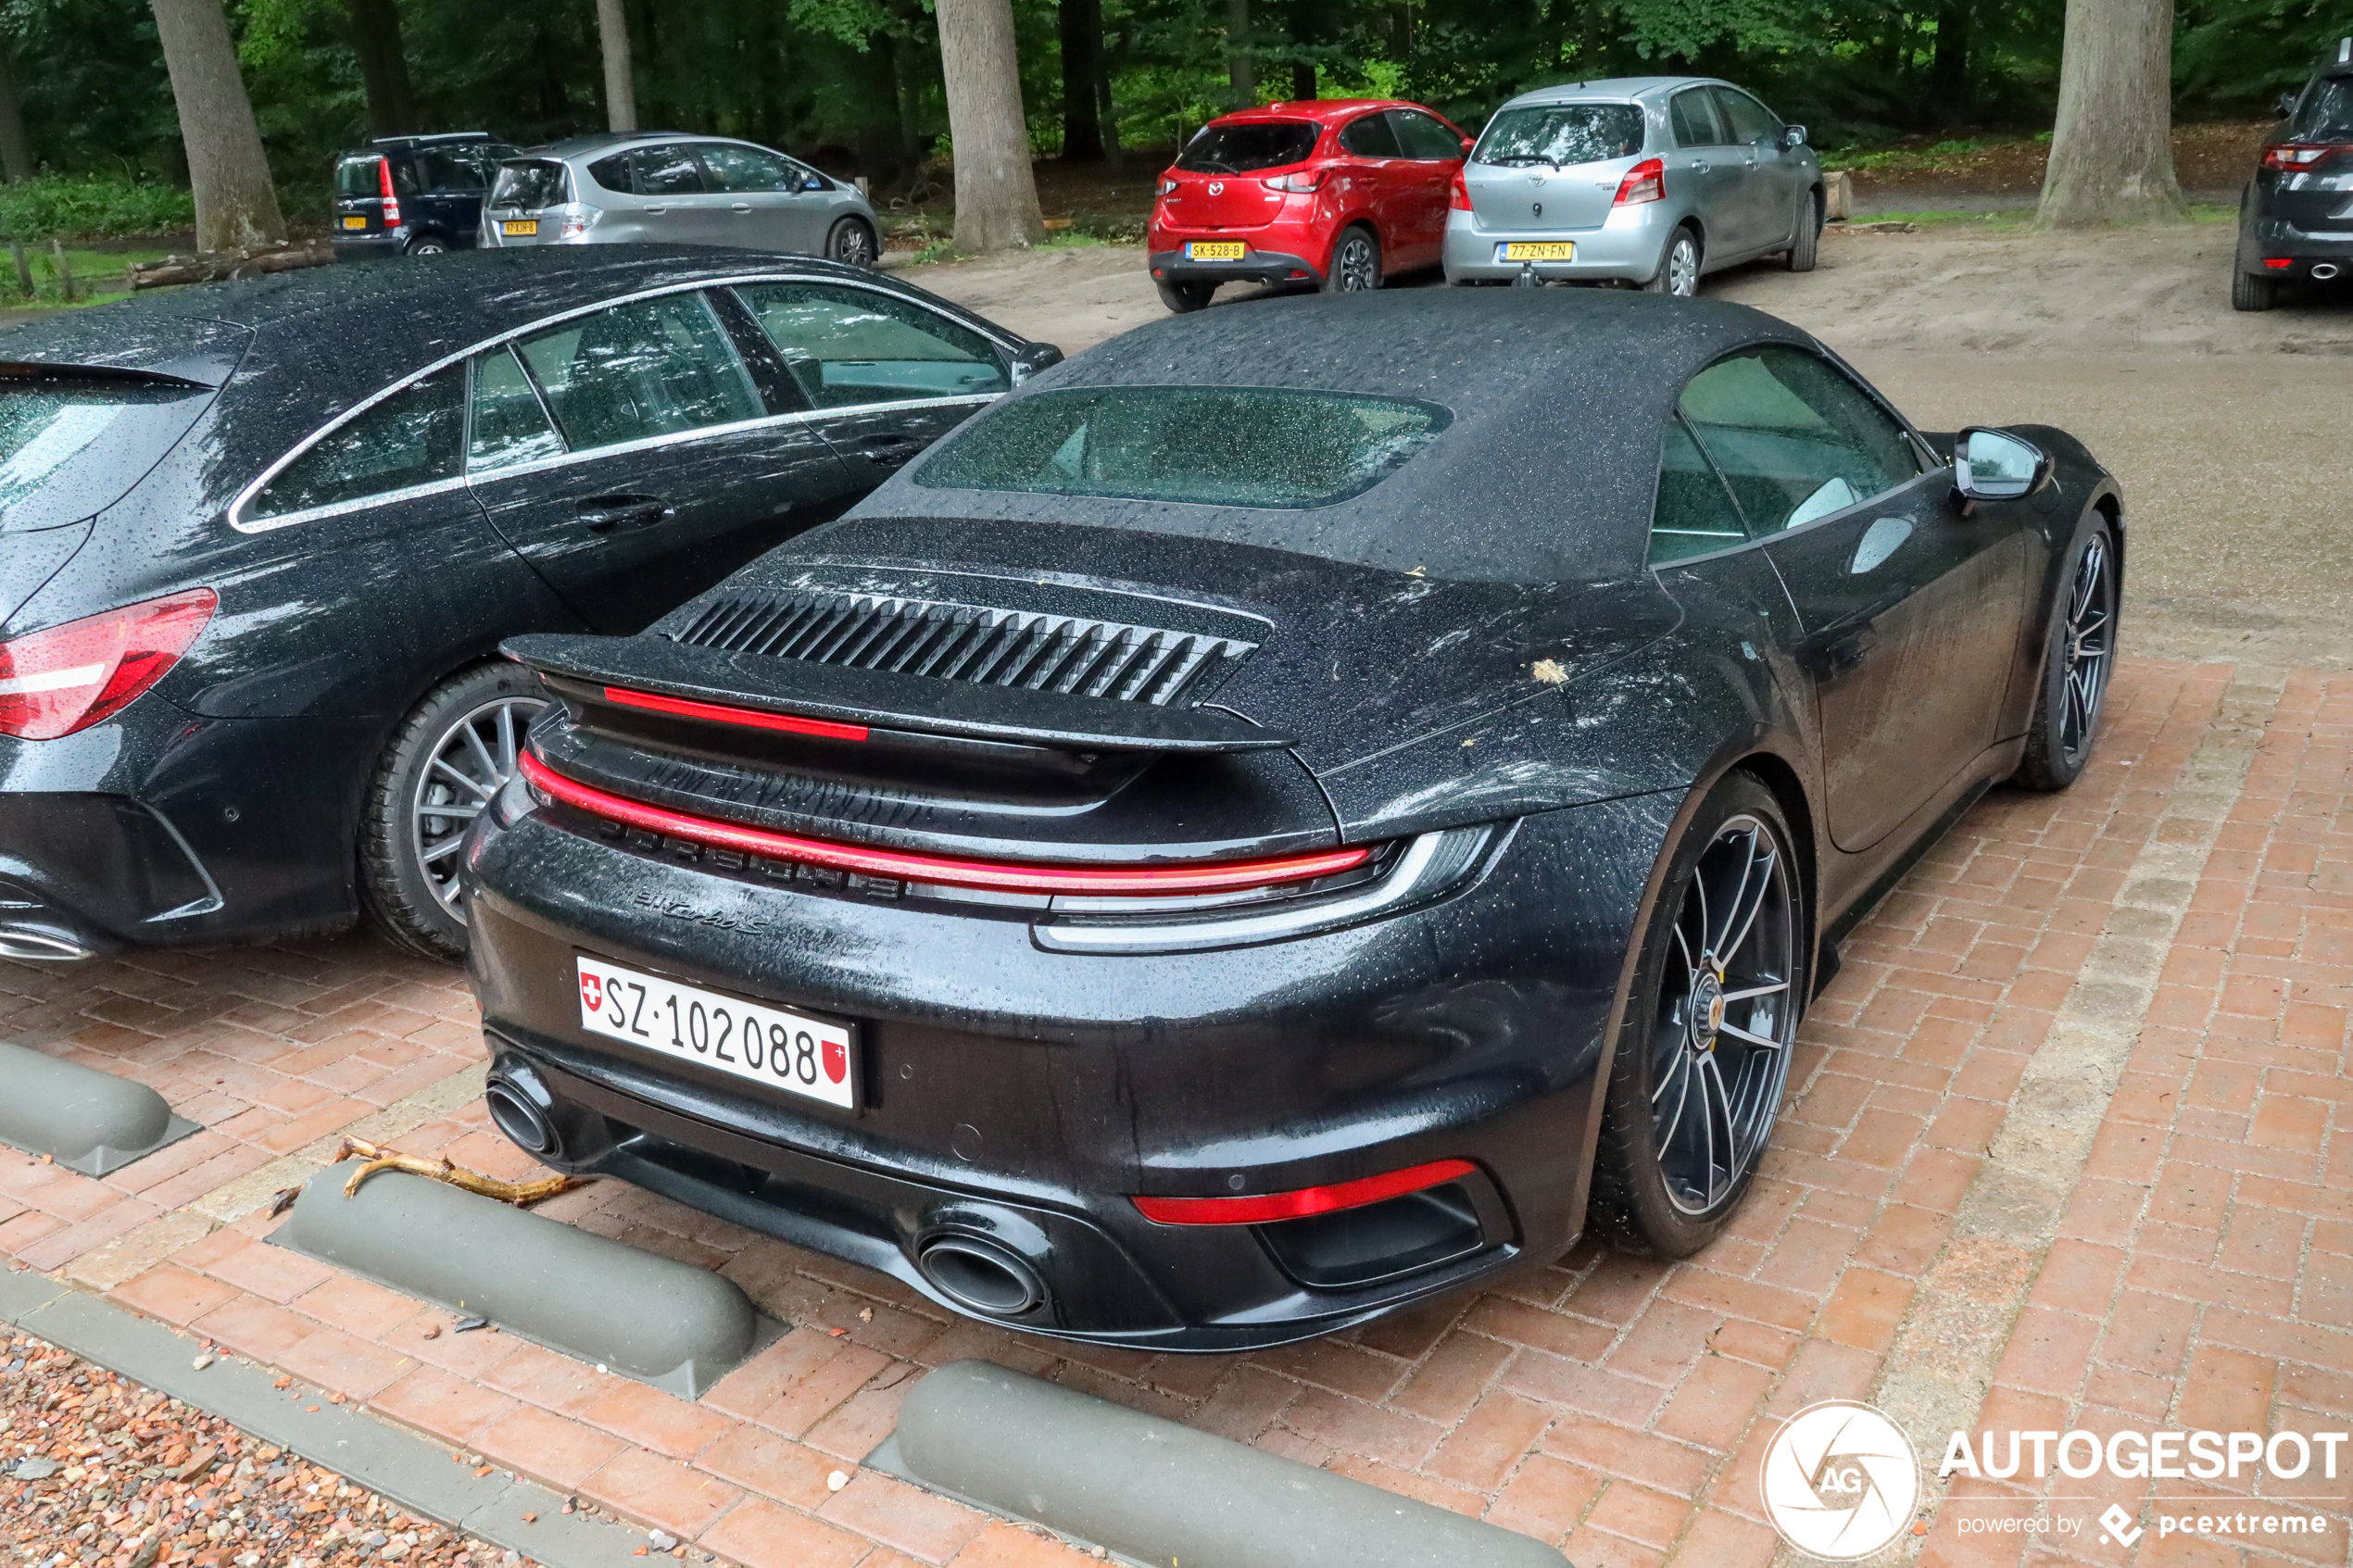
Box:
xmin=482 ymin=133 xmax=881 ymax=266
xmin=1443 ymin=77 xmax=1821 ymax=295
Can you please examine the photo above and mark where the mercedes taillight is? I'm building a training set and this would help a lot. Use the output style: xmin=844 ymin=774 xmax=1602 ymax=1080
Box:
xmin=0 ymin=588 xmax=217 ymax=740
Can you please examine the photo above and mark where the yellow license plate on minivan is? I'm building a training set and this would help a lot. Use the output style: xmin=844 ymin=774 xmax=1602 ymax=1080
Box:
xmin=1185 ymin=241 xmax=1246 ymax=261
xmin=1499 ymin=241 xmax=1575 ymax=261
xmin=502 ymin=220 xmax=539 ymax=237
xmin=342 ymin=216 xmax=366 ymax=230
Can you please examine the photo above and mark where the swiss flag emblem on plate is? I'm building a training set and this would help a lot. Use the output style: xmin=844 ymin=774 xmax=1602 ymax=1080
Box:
xmin=580 ymin=972 xmax=604 ymax=1012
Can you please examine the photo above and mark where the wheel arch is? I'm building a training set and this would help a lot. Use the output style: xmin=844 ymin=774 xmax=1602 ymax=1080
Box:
xmin=1325 ymin=217 xmax=1380 ymax=272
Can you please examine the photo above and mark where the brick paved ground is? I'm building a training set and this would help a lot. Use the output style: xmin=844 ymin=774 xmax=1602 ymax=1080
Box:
xmin=4 ymin=655 xmax=2347 ymax=1568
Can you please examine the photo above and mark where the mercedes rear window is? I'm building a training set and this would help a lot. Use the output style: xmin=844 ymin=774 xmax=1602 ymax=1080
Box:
xmin=1473 ymin=104 xmax=1645 ymax=167
xmin=2296 ymin=77 xmax=2353 ymax=139
xmin=491 ymin=159 xmax=568 ymax=210
xmin=1176 ymin=121 xmax=1320 ymax=173
xmin=0 ymin=376 xmax=213 ymax=533
xmin=915 ymin=386 xmax=1449 ymax=509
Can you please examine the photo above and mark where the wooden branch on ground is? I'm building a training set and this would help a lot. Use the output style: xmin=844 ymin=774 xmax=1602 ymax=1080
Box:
xmin=129 ymin=238 xmax=335 ymax=291
xmin=330 ymin=1135 xmax=585 ymax=1207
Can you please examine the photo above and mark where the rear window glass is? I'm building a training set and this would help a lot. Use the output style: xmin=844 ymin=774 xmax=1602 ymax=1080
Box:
xmin=1474 ymin=105 xmax=1645 ymax=167
xmin=413 ymin=149 xmax=493 ymax=191
xmin=491 ymin=160 xmax=568 ymax=210
xmin=2296 ymin=77 xmax=2353 ymax=139
xmin=334 ymin=157 xmax=382 ymax=199
xmin=1176 ymin=121 xmax=1319 ymax=173
xmin=916 ymin=386 xmax=1449 ymax=509
xmin=0 ymin=380 xmax=210 ymax=533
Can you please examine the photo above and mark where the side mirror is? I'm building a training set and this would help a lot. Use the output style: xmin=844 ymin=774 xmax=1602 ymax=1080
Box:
xmin=1009 ymin=342 xmax=1064 ymax=384
xmin=1780 ymin=123 xmax=1808 ymax=150
xmin=1953 ymin=427 xmax=2053 ymax=503
xmin=1461 ymin=136 xmax=1475 ymax=156
xmin=2275 ymin=92 xmax=2299 ymax=119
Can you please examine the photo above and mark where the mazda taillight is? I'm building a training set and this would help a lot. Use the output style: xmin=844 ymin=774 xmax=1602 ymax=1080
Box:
xmin=1614 ymin=157 xmax=1665 ymax=207
xmin=378 ymin=157 xmax=401 ymax=228
xmin=2263 ymin=144 xmax=2346 ymax=169
xmin=1264 ymin=169 xmax=1327 ymax=194
xmin=1155 ymin=176 xmax=1179 ymax=196
xmin=0 ymin=589 xmax=217 ymax=741
xmin=1448 ymin=167 xmax=1471 ymax=210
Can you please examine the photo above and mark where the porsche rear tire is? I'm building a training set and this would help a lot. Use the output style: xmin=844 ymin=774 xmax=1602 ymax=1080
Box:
xmin=1589 ymin=772 xmax=1804 ymax=1259
xmin=2011 ymin=517 xmax=2118 ymax=792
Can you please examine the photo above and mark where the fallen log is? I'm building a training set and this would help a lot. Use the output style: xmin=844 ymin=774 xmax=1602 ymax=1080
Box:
xmin=128 ymin=238 xmax=336 ymax=290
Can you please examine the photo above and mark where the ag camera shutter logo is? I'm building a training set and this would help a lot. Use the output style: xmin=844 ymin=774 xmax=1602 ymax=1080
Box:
xmin=1760 ymin=1400 xmax=1921 ymax=1559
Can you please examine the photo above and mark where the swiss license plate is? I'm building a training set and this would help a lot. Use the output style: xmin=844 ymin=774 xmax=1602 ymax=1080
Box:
xmin=575 ymin=954 xmax=857 ymax=1110
xmin=342 ymin=215 xmax=367 ymax=230
xmin=1499 ymin=241 xmax=1575 ymax=261
xmin=1185 ymin=241 xmax=1246 ymax=261
xmin=502 ymin=219 xmax=539 ymax=237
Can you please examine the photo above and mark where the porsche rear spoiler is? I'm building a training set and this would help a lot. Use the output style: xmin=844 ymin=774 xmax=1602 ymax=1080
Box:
xmin=502 ymin=633 xmax=1294 ymax=755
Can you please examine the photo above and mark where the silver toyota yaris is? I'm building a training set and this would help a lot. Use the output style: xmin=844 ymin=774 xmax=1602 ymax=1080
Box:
xmin=1444 ymin=76 xmax=1822 ymax=294
xmin=479 ymin=133 xmax=881 ymax=266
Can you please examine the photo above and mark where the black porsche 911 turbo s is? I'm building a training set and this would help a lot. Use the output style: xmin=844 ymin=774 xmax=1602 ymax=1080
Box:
xmin=0 ymin=246 xmax=1054 ymax=962
xmin=463 ymin=288 xmax=2121 ymax=1350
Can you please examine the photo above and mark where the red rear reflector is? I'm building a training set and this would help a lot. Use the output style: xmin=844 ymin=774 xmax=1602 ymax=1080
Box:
xmin=1448 ymin=167 xmax=1471 ymax=211
xmin=519 ymin=751 xmax=1374 ymax=896
xmin=602 ymin=685 xmax=869 ymax=742
xmin=1614 ymin=157 xmax=1665 ymax=207
xmin=1133 ymin=1159 xmax=1478 ymax=1225
xmin=2265 ymin=257 xmax=2295 ymax=270
xmin=0 ymin=588 xmax=217 ymax=741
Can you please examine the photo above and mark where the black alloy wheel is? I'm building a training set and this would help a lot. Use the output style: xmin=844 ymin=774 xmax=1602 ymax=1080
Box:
xmin=829 ymin=218 xmax=879 ymax=269
xmin=1644 ymin=227 xmax=1701 ymax=297
xmin=1324 ymin=226 xmax=1382 ymax=293
xmin=359 ymin=662 xmax=547 ymax=960
xmin=2012 ymin=520 xmax=2118 ymax=791
xmin=1591 ymin=773 xmax=1803 ymax=1257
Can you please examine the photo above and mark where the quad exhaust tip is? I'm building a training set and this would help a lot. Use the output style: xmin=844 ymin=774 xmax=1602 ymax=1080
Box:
xmin=0 ymin=1039 xmax=200 ymax=1176
xmin=872 ymin=1360 xmax=1570 ymax=1567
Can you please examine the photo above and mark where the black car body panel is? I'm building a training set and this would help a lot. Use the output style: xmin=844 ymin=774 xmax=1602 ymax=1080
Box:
xmin=2235 ymin=46 xmax=2353 ymax=282
xmin=0 ymin=248 xmax=1051 ymax=957
xmin=333 ymin=133 xmax=519 ymax=258
xmin=464 ymin=288 xmax=2121 ymax=1348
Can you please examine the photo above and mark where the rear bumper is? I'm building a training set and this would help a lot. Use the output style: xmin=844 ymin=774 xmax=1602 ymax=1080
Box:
xmin=2241 ymin=214 xmax=2353 ymax=271
xmin=461 ymin=794 xmax=1655 ymax=1348
xmin=330 ymin=231 xmax=405 ymax=260
xmin=1147 ymin=246 xmax=1324 ymax=288
xmin=1441 ymin=205 xmax=1678 ymax=283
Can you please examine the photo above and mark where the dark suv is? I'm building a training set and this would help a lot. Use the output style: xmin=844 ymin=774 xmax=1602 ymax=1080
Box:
xmin=2233 ymin=37 xmax=2353 ymax=310
xmin=333 ymin=132 xmax=519 ymax=259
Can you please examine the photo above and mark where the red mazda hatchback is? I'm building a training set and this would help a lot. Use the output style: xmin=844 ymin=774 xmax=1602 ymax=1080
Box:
xmin=1147 ymin=99 xmax=1472 ymax=311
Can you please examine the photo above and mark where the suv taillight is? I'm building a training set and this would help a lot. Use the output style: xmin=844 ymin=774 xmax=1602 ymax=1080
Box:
xmin=2263 ymin=144 xmax=2346 ymax=169
xmin=0 ymin=589 xmax=217 ymax=741
xmin=1614 ymin=158 xmax=1666 ymax=207
xmin=1449 ymin=167 xmax=1471 ymax=210
xmin=378 ymin=157 xmax=401 ymax=228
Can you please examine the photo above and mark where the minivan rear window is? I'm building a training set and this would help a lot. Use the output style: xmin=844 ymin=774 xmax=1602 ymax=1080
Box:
xmin=334 ymin=156 xmax=383 ymax=199
xmin=491 ymin=159 xmax=569 ymax=210
xmin=1474 ymin=104 xmax=1645 ymax=167
xmin=916 ymin=386 xmax=1449 ymax=509
xmin=2296 ymin=77 xmax=2353 ymax=139
xmin=1176 ymin=121 xmax=1320 ymax=173
xmin=0 ymin=378 xmax=213 ymax=533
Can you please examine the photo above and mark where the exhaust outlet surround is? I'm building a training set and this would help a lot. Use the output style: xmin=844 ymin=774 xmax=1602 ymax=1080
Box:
xmin=2312 ymin=262 xmax=2342 ymax=280
xmin=278 ymin=1169 xmax=764 ymax=1398
xmin=914 ymin=1236 xmax=1046 ymax=1317
xmin=0 ymin=1039 xmax=199 ymax=1175
xmin=871 ymin=1360 xmax=1570 ymax=1567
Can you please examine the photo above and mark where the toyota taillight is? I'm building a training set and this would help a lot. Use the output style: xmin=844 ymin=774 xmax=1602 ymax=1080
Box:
xmin=1614 ymin=157 xmax=1665 ymax=206
xmin=1449 ymin=167 xmax=1471 ymax=210
xmin=2263 ymin=144 xmax=2346 ymax=169
xmin=1264 ymin=169 xmax=1327 ymax=194
xmin=0 ymin=589 xmax=217 ymax=741
xmin=378 ymin=157 xmax=401 ymax=228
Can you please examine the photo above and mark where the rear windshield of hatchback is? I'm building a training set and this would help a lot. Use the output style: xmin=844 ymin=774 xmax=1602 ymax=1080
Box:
xmin=0 ymin=378 xmax=212 ymax=533
xmin=333 ymin=157 xmax=382 ymax=198
xmin=491 ymin=159 xmax=569 ymax=209
xmin=1176 ymin=121 xmax=1320 ymax=173
xmin=915 ymin=385 xmax=1449 ymax=509
xmin=1474 ymin=104 xmax=1645 ymax=167
xmin=2296 ymin=77 xmax=2353 ymax=139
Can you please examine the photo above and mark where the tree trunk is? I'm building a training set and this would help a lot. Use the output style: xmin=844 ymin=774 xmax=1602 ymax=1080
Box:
xmin=1929 ymin=0 xmax=1970 ymax=124
xmin=344 ymin=0 xmax=416 ymax=138
xmin=149 ymin=0 xmax=284 ymax=252
xmin=937 ymin=0 xmax=1043 ymax=250
xmin=0 ymin=45 xmax=34 ymax=182
xmin=1095 ymin=34 xmax=1121 ymax=169
xmin=2035 ymin=0 xmax=2186 ymax=225
xmin=1059 ymin=0 xmax=1102 ymax=161
xmin=1227 ymin=0 xmax=1254 ymax=107
xmin=595 ymin=0 xmax=636 ymax=133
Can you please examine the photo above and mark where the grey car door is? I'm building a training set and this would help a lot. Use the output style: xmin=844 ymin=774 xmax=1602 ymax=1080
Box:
xmin=1667 ymin=88 xmax=1743 ymax=258
xmin=627 ymin=144 xmax=731 ymax=246
xmin=698 ymin=143 xmax=825 ymax=254
xmin=1712 ymin=87 xmax=1800 ymax=255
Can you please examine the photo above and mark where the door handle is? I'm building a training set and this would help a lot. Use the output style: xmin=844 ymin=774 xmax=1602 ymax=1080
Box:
xmin=576 ymin=497 xmax=673 ymax=533
xmin=731 ymin=202 xmax=752 ymax=212
xmin=857 ymin=433 xmax=926 ymax=467
xmin=1689 ymin=159 xmax=1711 ymax=172
xmin=644 ymin=206 xmax=667 ymax=215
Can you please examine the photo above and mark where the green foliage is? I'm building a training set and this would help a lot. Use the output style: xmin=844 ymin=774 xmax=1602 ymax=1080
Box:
xmin=0 ymin=174 xmax=193 ymax=241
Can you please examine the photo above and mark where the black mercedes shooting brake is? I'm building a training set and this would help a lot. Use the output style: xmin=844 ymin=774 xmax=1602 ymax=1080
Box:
xmin=464 ymin=289 xmax=2120 ymax=1350
xmin=0 ymin=247 xmax=1055 ymax=962
xmin=2233 ymin=34 xmax=2353 ymax=310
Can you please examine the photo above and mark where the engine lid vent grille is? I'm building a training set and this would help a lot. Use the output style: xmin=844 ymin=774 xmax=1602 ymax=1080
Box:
xmin=668 ymin=591 xmax=1255 ymax=709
